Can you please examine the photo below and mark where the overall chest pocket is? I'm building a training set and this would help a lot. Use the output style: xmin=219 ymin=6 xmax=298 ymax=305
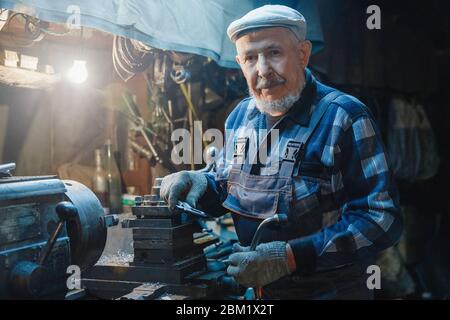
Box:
xmin=224 ymin=169 xmax=291 ymax=218
xmin=227 ymin=182 xmax=280 ymax=217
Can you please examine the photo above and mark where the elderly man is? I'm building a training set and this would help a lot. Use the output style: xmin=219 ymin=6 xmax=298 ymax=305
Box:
xmin=161 ymin=5 xmax=402 ymax=299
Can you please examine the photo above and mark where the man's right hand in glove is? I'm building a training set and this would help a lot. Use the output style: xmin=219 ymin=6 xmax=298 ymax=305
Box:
xmin=160 ymin=170 xmax=208 ymax=210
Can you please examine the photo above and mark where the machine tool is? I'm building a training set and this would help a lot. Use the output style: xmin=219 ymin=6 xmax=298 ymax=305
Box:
xmin=0 ymin=163 xmax=118 ymax=299
xmin=1 ymin=160 xmax=244 ymax=300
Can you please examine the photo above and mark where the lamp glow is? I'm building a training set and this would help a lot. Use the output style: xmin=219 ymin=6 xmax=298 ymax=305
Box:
xmin=67 ymin=60 xmax=88 ymax=84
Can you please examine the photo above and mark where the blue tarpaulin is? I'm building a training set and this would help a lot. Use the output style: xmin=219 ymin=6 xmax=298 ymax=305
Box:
xmin=0 ymin=0 xmax=323 ymax=68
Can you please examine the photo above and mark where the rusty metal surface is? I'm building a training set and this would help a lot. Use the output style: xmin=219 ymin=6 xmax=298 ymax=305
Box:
xmin=84 ymin=255 xmax=206 ymax=284
xmin=0 ymin=203 xmax=40 ymax=244
xmin=0 ymin=175 xmax=57 ymax=184
xmin=132 ymin=205 xmax=179 ymax=218
xmin=0 ymin=176 xmax=66 ymax=201
xmin=132 ymin=222 xmax=197 ymax=240
xmin=122 ymin=216 xmax=181 ymax=228
xmin=63 ymin=180 xmax=108 ymax=269
xmin=81 ymin=278 xmax=143 ymax=300
xmin=133 ymin=247 xmax=203 ymax=265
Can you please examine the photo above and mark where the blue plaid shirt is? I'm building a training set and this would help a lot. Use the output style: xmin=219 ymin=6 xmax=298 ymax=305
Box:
xmin=200 ymin=69 xmax=402 ymax=275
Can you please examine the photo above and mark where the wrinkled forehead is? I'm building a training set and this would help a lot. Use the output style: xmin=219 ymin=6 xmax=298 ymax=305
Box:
xmin=235 ymin=27 xmax=296 ymax=55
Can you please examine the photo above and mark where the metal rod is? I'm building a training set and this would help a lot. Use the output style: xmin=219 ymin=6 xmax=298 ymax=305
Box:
xmin=130 ymin=140 xmax=152 ymax=160
xmin=38 ymin=222 xmax=64 ymax=265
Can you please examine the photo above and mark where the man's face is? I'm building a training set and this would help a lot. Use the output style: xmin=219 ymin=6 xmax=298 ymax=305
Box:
xmin=235 ymin=27 xmax=311 ymax=115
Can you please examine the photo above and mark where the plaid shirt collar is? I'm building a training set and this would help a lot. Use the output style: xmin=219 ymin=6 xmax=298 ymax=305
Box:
xmin=247 ymin=68 xmax=317 ymax=127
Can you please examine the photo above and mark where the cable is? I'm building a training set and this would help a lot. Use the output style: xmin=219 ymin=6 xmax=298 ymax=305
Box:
xmin=112 ymin=35 xmax=153 ymax=81
xmin=5 ymin=12 xmax=28 ymax=31
xmin=4 ymin=13 xmax=35 ymax=47
xmin=179 ymin=82 xmax=201 ymax=121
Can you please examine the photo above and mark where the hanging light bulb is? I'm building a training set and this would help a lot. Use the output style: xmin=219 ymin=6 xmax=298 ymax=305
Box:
xmin=67 ymin=59 xmax=88 ymax=84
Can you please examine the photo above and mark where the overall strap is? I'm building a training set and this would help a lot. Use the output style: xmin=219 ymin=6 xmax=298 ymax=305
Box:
xmin=232 ymin=98 xmax=259 ymax=171
xmin=279 ymin=90 xmax=343 ymax=177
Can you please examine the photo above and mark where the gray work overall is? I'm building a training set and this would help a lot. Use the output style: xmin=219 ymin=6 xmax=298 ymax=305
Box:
xmin=222 ymin=91 xmax=374 ymax=300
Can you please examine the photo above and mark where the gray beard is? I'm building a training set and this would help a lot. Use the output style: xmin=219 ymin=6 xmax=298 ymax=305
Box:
xmin=252 ymin=91 xmax=301 ymax=116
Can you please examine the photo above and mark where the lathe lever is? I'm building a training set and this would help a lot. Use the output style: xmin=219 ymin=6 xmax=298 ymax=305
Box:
xmin=38 ymin=201 xmax=78 ymax=265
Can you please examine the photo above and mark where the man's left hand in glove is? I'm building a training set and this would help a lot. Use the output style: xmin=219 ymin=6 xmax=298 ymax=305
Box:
xmin=226 ymin=241 xmax=297 ymax=288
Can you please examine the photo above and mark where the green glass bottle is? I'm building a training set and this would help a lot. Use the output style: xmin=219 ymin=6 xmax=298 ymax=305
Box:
xmin=105 ymin=139 xmax=123 ymax=215
xmin=92 ymin=148 xmax=108 ymax=211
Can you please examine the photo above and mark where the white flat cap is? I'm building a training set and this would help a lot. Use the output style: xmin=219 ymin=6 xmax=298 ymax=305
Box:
xmin=227 ymin=5 xmax=307 ymax=42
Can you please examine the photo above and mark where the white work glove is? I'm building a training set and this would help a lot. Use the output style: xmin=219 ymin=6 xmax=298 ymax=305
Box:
xmin=160 ymin=170 xmax=208 ymax=210
xmin=226 ymin=242 xmax=292 ymax=288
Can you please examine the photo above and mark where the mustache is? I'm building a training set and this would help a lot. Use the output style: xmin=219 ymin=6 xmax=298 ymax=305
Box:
xmin=255 ymin=76 xmax=286 ymax=90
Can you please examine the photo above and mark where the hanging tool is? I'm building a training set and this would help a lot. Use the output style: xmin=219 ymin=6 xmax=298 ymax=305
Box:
xmin=122 ymin=93 xmax=163 ymax=165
